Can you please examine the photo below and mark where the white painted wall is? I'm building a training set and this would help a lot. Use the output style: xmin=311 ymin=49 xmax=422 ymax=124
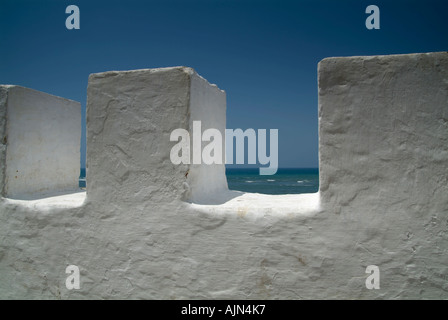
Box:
xmin=0 ymin=85 xmax=80 ymax=199
xmin=85 ymin=67 xmax=229 ymax=205
xmin=0 ymin=52 xmax=447 ymax=299
xmin=187 ymin=71 xmax=229 ymax=204
xmin=86 ymin=67 xmax=192 ymax=205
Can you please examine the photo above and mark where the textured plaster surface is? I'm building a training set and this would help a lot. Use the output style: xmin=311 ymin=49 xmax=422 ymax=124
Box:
xmin=0 ymin=53 xmax=447 ymax=299
xmin=0 ymin=85 xmax=80 ymax=199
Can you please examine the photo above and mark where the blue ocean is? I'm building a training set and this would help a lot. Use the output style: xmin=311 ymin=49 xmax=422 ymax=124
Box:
xmin=226 ymin=168 xmax=319 ymax=194
xmin=79 ymin=168 xmax=319 ymax=195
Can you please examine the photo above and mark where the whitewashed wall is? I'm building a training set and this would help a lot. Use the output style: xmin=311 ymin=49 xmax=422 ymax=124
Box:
xmin=0 ymin=85 xmax=80 ymax=199
xmin=0 ymin=52 xmax=447 ymax=299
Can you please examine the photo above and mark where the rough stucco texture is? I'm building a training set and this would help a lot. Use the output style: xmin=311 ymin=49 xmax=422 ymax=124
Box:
xmin=86 ymin=67 xmax=227 ymax=205
xmin=0 ymin=85 xmax=80 ymax=199
xmin=0 ymin=53 xmax=447 ymax=299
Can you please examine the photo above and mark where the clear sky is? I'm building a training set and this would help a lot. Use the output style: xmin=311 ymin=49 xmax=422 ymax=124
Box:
xmin=0 ymin=0 xmax=446 ymax=168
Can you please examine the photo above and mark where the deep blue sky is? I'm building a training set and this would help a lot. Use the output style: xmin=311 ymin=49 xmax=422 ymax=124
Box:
xmin=0 ymin=0 xmax=446 ymax=168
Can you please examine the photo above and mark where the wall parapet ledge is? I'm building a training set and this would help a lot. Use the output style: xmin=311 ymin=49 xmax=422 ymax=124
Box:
xmin=0 ymin=52 xmax=447 ymax=299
